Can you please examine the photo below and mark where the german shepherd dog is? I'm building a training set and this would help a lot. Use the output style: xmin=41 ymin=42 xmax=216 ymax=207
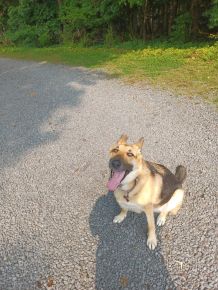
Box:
xmin=107 ymin=135 xmax=187 ymax=250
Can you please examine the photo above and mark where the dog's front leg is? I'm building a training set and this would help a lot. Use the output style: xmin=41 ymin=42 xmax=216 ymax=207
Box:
xmin=127 ymin=177 xmax=145 ymax=199
xmin=113 ymin=208 xmax=128 ymax=223
xmin=144 ymin=204 xmax=157 ymax=250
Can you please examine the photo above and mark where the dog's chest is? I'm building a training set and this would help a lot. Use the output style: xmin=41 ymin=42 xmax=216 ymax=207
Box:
xmin=119 ymin=200 xmax=143 ymax=214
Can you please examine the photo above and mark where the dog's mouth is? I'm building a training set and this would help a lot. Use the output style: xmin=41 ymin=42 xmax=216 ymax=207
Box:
xmin=107 ymin=170 xmax=130 ymax=192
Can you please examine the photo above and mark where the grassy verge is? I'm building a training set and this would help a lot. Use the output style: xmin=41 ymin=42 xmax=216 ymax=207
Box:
xmin=0 ymin=41 xmax=217 ymax=105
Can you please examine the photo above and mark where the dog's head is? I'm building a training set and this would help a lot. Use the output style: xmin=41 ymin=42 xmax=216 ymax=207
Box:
xmin=107 ymin=134 xmax=144 ymax=191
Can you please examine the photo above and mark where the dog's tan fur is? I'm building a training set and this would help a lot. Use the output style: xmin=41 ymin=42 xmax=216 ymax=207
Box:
xmin=109 ymin=135 xmax=186 ymax=250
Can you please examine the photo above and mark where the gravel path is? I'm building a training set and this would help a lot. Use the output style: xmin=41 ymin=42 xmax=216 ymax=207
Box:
xmin=0 ymin=58 xmax=217 ymax=290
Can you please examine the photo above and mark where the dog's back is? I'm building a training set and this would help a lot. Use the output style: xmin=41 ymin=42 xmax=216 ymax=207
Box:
xmin=143 ymin=161 xmax=187 ymax=206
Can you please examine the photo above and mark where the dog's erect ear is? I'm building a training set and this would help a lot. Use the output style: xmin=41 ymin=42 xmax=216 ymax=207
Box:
xmin=117 ymin=134 xmax=128 ymax=145
xmin=135 ymin=137 xmax=144 ymax=149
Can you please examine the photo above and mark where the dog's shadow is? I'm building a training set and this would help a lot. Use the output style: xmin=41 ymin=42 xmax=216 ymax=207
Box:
xmin=89 ymin=192 xmax=176 ymax=290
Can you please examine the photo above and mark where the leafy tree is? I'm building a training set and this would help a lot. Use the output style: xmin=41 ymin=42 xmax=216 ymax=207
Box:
xmin=205 ymin=0 xmax=218 ymax=29
xmin=1 ymin=0 xmax=217 ymax=46
xmin=6 ymin=0 xmax=60 ymax=46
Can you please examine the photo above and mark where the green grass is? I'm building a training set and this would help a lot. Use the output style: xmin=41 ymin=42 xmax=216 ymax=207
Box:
xmin=0 ymin=41 xmax=217 ymax=105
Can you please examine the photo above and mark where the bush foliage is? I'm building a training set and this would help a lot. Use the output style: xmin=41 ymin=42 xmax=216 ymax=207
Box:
xmin=0 ymin=0 xmax=217 ymax=46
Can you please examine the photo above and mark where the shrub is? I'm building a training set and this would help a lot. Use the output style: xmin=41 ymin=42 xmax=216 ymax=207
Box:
xmin=6 ymin=0 xmax=60 ymax=47
xmin=170 ymin=13 xmax=192 ymax=42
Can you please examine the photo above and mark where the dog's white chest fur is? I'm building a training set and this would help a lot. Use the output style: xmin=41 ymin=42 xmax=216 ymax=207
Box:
xmin=119 ymin=201 xmax=144 ymax=214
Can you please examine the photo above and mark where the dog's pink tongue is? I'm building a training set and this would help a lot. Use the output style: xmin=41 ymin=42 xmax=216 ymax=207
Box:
xmin=107 ymin=171 xmax=126 ymax=191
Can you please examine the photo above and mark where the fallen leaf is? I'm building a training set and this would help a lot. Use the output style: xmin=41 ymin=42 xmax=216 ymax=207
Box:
xmin=36 ymin=281 xmax=42 ymax=288
xmin=31 ymin=91 xmax=37 ymax=97
xmin=119 ymin=276 xmax=128 ymax=287
xmin=47 ymin=276 xmax=54 ymax=287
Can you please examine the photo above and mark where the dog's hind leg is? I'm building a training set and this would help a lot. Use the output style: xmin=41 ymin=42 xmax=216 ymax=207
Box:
xmin=157 ymin=211 xmax=168 ymax=226
xmin=169 ymin=203 xmax=182 ymax=216
xmin=113 ymin=208 xmax=128 ymax=223
xmin=157 ymin=189 xmax=184 ymax=226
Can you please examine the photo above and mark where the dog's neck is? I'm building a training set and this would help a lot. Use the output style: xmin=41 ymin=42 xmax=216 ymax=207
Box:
xmin=120 ymin=177 xmax=137 ymax=192
xmin=120 ymin=160 xmax=149 ymax=191
xmin=121 ymin=158 xmax=143 ymax=185
xmin=121 ymin=169 xmax=140 ymax=186
xmin=120 ymin=164 xmax=141 ymax=192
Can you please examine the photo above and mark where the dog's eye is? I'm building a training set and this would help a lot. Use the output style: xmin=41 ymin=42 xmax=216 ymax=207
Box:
xmin=127 ymin=152 xmax=134 ymax=157
xmin=112 ymin=148 xmax=119 ymax=153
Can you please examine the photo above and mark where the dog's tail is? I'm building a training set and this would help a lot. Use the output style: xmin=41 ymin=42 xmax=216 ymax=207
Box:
xmin=175 ymin=165 xmax=187 ymax=183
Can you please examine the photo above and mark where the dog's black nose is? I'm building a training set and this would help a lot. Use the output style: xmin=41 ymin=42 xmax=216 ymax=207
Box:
xmin=112 ymin=159 xmax=121 ymax=169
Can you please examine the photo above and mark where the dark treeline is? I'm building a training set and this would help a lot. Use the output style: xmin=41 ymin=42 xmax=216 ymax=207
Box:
xmin=0 ymin=0 xmax=217 ymax=46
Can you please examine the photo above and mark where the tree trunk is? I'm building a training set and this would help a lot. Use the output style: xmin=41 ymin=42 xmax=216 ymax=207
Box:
xmin=57 ymin=0 xmax=63 ymax=33
xmin=57 ymin=0 xmax=62 ymax=7
xmin=142 ymin=0 xmax=148 ymax=40
xmin=168 ymin=0 xmax=178 ymax=35
xmin=190 ymin=0 xmax=201 ymax=38
xmin=163 ymin=2 xmax=169 ymax=36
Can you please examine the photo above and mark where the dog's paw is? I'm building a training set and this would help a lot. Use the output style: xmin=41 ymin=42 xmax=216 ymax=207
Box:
xmin=157 ymin=214 xmax=166 ymax=226
xmin=147 ymin=235 xmax=157 ymax=250
xmin=113 ymin=214 xmax=126 ymax=224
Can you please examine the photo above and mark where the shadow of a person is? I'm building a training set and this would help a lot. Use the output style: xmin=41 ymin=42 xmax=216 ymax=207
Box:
xmin=89 ymin=192 xmax=176 ymax=290
xmin=0 ymin=60 xmax=109 ymax=169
